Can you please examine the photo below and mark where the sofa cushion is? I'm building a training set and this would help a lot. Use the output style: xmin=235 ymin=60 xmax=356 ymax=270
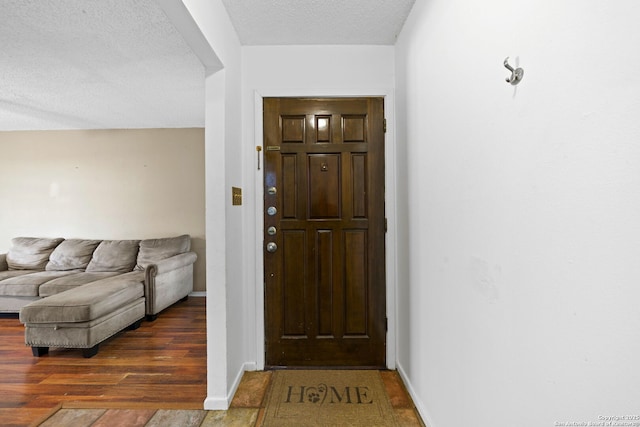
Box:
xmin=20 ymin=271 xmax=145 ymax=324
xmin=38 ymin=272 xmax=120 ymax=297
xmin=0 ymin=270 xmax=34 ymax=282
xmin=6 ymin=237 xmax=64 ymax=270
xmin=45 ymin=239 xmax=102 ymax=271
xmin=86 ymin=240 xmax=140 ymax=273
xmin=0 ymin=271 xmax=78 ymax=297
xmin=135 ymin=235 xmax=190 ymax=270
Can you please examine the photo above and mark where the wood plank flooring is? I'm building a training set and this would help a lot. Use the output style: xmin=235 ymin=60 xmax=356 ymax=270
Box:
xmin=1 ymin=297 xmax=425 ymax=427
xmin=35 ymin=370 xmax=424 ymax=427
xmin=0 ymin=297 xmax=206 ymax=427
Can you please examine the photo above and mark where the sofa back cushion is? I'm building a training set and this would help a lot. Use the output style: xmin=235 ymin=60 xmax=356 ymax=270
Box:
xmin=135 ymin=234 xmax=191 ymax=270
xmin=45 ymin=239 xmax=102 ymax=271
xmin=6 ymin=237 xmax=64 ymax=270
xmin=86 ymin=240 xmax=141 ymax=273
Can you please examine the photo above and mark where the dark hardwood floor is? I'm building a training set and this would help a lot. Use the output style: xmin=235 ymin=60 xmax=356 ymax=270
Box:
xmin=0 ymin=297 xmax=206 ymax=427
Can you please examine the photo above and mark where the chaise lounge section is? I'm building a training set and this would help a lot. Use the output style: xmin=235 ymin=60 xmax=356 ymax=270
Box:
xmin=20 ymin=271 xmax=146 ymax=358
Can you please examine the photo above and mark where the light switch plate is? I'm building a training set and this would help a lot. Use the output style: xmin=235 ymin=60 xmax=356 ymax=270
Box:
xmin=232 ymin=187 xmax=242 ymax=206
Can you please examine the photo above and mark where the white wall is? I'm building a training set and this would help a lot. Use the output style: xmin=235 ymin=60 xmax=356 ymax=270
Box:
xmin=241 ymin=45 xmax=396 ymax=368
xmin=395 ymin=1 xmax=640 ymax=426
xmin=242 ymin=45 xmax=395 ymax=91
xmin=176 ymin=0 xmax=245 ymax=410
xmin=0 ymin=128 xmax=206 ymax=291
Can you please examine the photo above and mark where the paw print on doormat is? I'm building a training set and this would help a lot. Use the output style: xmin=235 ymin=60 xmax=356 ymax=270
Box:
xmin=305 ymin=384 xmax=327 ymax=404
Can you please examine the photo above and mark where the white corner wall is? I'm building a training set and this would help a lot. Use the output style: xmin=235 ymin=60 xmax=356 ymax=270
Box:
xmin=395 ymin=1 xmax=640 ymax=426
xmin=174 ymin=0 xmax=245 ymax=409
xmin=240 ymin=45 xmax=397 ymax=369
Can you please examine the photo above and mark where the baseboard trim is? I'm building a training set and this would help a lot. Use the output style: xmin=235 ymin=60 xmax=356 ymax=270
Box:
xmin=243 ymin=362 xmax=258 ymax=372
xmin=203 ymin=361 xmax=256 ymax=411
xmin=227 ymin=361 xmax=255 ymax=404
xmin=189 ymin=291 xmax=206 ymax=297
xmin=397 ymin=363 xmax=435 ymax=427
xmin=203 ymin=396 xmax=228 ymax=410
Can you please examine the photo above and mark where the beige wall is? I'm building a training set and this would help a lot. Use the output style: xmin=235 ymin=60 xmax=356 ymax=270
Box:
xmin=0 ymin=128 xmax=206 ymax=292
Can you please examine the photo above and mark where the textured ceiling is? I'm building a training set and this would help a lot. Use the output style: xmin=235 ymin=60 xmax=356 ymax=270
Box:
xmin=0 ymin=0 xmax=415 ymax=131
xmin=221 ymin=0 xmax=416 ymax=45
xmin=0 ymin=0 xmax=205 ymax=130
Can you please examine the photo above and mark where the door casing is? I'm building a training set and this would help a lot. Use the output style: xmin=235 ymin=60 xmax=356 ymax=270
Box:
xmin=251 ymin=89 xmax=397 ymax=370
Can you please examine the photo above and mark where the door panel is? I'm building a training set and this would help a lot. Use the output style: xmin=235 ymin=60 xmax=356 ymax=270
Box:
xmin=308 ymin=154 xmax=340 ymax=218
xmin=264 ymin=97 xmax=386 ymax=368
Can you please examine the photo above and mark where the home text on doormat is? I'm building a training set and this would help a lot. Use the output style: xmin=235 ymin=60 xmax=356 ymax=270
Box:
xmin=262 ymin=370 xmax=399 ymax=427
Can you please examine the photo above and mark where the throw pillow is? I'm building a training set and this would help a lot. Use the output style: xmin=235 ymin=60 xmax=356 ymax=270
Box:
xmin=86 ymin=240 xmax=141 ymax=273
xmin=45 ymin=239 xmax=102 ymax=271
xmin=6 ymin=237 xmax=64 ymax=270
xmin=135 ymin=234 xmax=190 ymax=270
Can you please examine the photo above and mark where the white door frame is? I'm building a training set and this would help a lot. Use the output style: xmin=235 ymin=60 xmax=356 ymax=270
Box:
xmin=253 ymin=88 xmax=397 ymax=370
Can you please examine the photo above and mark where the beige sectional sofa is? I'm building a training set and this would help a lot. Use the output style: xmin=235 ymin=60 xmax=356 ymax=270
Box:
xmin=0 ymin=235 xmax=197 ymax=357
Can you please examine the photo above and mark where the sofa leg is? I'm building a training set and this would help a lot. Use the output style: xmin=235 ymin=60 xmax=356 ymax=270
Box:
xmin=128 ymin=319 xmax=143 ymax=330
xmin=82 ymin=344 xmax=99 ymax=358
xmin=146 ymin=314 xmax=158 ymax=322
xmin=32 ymin=346 xmax=49 ymax=357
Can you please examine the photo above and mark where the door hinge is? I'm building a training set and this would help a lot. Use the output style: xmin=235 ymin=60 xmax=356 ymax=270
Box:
xmin=383 ymin=119 xmax=387 ymax=133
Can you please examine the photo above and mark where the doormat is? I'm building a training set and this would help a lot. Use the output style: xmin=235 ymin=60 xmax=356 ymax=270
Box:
xmin=262 ymin=370 xmax=399 ymax=427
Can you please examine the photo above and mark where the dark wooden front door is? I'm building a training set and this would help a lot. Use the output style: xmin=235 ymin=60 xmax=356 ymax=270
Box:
xmin=263 ymin=97 xmax=386 ymax=368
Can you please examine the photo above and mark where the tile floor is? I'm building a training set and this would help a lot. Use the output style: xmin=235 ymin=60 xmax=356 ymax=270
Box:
xmin=37 ymin=370 xmax=425 ymax=426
